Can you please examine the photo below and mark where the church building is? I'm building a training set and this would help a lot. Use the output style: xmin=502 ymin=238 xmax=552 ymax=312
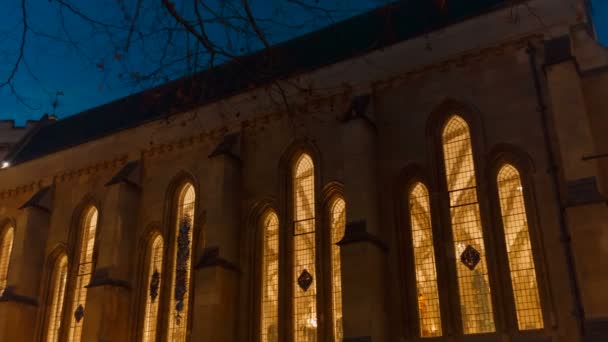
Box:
xmin=1 ymin=0 xmax=608 ymax=341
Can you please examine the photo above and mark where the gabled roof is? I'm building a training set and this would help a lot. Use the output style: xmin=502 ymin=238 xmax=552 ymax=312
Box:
xmin=7 ymin=0 xmax=507 ymax=165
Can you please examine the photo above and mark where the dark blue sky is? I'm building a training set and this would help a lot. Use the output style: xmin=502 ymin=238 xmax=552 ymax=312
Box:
xmin=0 ymin=0 xmax=607 ymax=125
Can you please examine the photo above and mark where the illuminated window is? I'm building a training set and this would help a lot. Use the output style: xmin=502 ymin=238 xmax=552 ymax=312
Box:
xmin=143 ymin=235 xmax=164 ymax=342
xmin=47 ymin=255 xmax=68 ymax=342
xmin=330 ymin=197 xmax=345 ymax=341
xmin=68 ymin=206 xmax=99 ymax=342
xmin=497 ymin=165 xmax=543 ymax=330
xmin=441 ymin=116 xmax=495 ymax=334
xmin=293 ymin=154 xmax=317 ymax=342
xmin=0 ymin=225 xmax=14 ymax=296
xmin=408 ymin=183 xmax=442 ymax=337
xmin=168 ymin=183 xmax=195 ymax=341
xmin=261 ymin=211 xmax=279 ymax=342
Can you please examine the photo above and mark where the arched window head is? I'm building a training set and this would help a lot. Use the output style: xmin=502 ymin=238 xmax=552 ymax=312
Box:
xmin=0 ymin=225 xmax=14 ymax=296
xmin=442 ymin=115 xmax=495 ymax=334
xmin=261 ymin=210 xmax=279 ymax=342
xmin=168 ymin=183 xmax=195 ymax=341
xmin=497 ymin=164 xmax=543 ymax=330
xmin=47 ymin=254 xmax=68 ymax=342
xmin=292 ymin=153 xmax=317 ymax=342
xmin=330 ymin=197 xmax=345 ymax=341
xmin=408 ymin=183 xmax=442 ymax=337
xmin=143 ymin=235 xmax=164 ymax=342
xmin=68 ymin=206 xmax=99 ymax=342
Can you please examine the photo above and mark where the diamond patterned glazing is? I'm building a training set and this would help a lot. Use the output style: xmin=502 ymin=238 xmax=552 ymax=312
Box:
xmin=47 ymin=255 xmax=68 ymax=342
xmin=497 ymin=165 xmax=543 ymax=330
xmin=0 ymin=226 xmax=13 ymax=296
xmin=293 ymin=154 xmax=317 ymax=342
xmin=261 ymin=211 xmax=279 ymax=342
xmin=442 ymin=116 xmax=495 ymax=334
xmin=68 ymin=207 xmax=98 ymax=342
xmin=330 ymin=198 xmax=345 ymax=341
xmin=143 ymin=235 xmax=164 ymax=342
xmin=168 ymin=183 xmax=195 ymax=341
xmin=408 ymin=183 xmax=442 ymax=337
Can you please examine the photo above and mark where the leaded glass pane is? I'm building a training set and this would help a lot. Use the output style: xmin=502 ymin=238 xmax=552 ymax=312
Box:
xmin=143 ymin=235 xmax=164 ymax=342
xmin=47 ymin=255 xmax=68 ymax=342
xmin=68 ymin=207 xmax=98 ymax=342
xmin=261 ymin=211 xmax=279 ymax=342
xmin=293 ymin=154 xmax=317 ymax=342
xmin=409 ymin=183 xmax=442 ymax=337
xmin=0 ymin=226 xmax=14 ymax=296
xmin=168 ymin=183 xmax=195 ymax=341
xmin=330 ymin=198 xmax=345 ymax=341
xmin=497 ymin=165 xmax=543 ymax=330
xmin=442 ymin=116 xmax=495 ymax=334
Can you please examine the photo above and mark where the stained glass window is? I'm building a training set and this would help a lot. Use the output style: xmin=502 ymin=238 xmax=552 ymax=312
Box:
xmin=68 ymin=206 xmax=99 ymax=342
xmin=0 ymin=225 xmax=14 ymax=296
xmin=497 ymin=165 xmax=543 ymax=330
xmin=261 ymin=211 xmax=279 ymax=342
xmin=47 ymin=254 xmax=68 ymax=342
xmin=408 ymin=183 xmax=442 ymax=337
xmin=143 ymin=235 xmax=164 ymax=342
xmin=168 ymin=183 xmax=195 ymax=341
xmin=330 ymin=197 xmax=345 ymax=341
xmin=293 ymin=154 xmax=317 ymax=342
xmin=442 ymin=116 xmax=495 ymax=334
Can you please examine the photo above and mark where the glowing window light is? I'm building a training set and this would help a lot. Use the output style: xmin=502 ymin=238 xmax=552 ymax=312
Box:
xmin=293 ymin=154 xmax=317 ymax=342
xmin=497 ymin=165 xmax=543 ymax=330
xmin=408 ymin=183 xmax=442 ymax=337
xmin=442 ymin=116 xmax=495 ymax=334
xmin=167 ymin=183 xmax=195 ymax=341
xmin=68 ymin=207 xmax=99 ymax=342
xmin=143 ymin=235 xmax=164 ymax=342
xmin=261 ymin=211 xmax=279 ymax=342
xmin=0 ymin=226 xmax=14 ymax=296
xmin=330 ymin=197 xmax=345 ymax=341
xmin=47 ymin=255 xmax=68 ymax=342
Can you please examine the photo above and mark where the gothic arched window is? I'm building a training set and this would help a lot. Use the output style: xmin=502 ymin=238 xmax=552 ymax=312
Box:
xmin=168 ymin=183 xmax=195 ymax=341
xmin=408 ymin=182 xmax=442 ymax=337
xmin=261 ymin=210 xmax=279 ymax=342
xmin=329 ymin=197 xmax=345 ymax=341
xmin=441 ymin=115 xmax=495 ymax=334
xmin=497 ymin=164 xmax=543 ymax=330
xmin=0 ymin=225 xmax=14 ymax=296
xmin=143 ymin=235 xmax=164 ymax=342
xmin=293 ymin=154 xmax=317 ymax=342
xmin=68 ymin=206 xmax=99 ymax=342
xmin=47 ymin=254 xmax=68 ymax=342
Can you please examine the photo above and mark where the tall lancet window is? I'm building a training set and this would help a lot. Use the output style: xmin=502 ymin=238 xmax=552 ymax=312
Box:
xmin=47 ymin=255 xmax=68 ymax=342
xmin=68 ymin=206 xmax=99 ymax=342
xmin=497 ymin=165 xmax=543 ymax=330
xmin=168 ymin=183 xmax=195 ymax=341
xmin=143 ymin=235 xmax=164 ymax=342
xmin=408 ymin=183 xmax=442 ymax=337
xmin=441 ymin=116 xmax=495 ymax=334
xmin=293 ymin=154 xmax=317 ymax=342
xmin=0 ymin=225 xmax=14 ymax=296
xmin=261 ymin=211 xmax=279 ymax=342
xmin=330 ymin=197 xmax=345 ymax=341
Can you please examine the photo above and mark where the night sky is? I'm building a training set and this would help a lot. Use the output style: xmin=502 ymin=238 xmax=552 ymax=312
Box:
xmin=0 ymin=0 xmax=606 ymax=125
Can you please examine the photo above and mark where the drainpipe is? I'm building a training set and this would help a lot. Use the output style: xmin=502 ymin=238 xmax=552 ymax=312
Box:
xmin=526 ymin=43 xmax=585 ymax=337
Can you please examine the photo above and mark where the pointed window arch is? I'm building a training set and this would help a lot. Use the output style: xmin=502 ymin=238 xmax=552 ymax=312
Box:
xmin=0 ymin=225 xmax=14 ymax=296
xmin=143 ymin=235 xmax=164 ymax=342
xmin=68 ymin=206 xmax=99 ymax=342
xmin=497 ymin=164 xmax=543 ymax=330
xmin=441 ymin=115 xmax=495 ymax=334
xmin=293 ymin=153 xmax=317 ymax=342
xmin=47 ymin=254 xmax=68 ymax=342
xmin=329 ymin=197 xmax=345 ymax=341
xmin=408 ymin=182 xmax=442 ymax=337
xmin=261 ymin=210 xmax=279 ymax=342
xmin=168 ymin=183 xmax=195 ymax=341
